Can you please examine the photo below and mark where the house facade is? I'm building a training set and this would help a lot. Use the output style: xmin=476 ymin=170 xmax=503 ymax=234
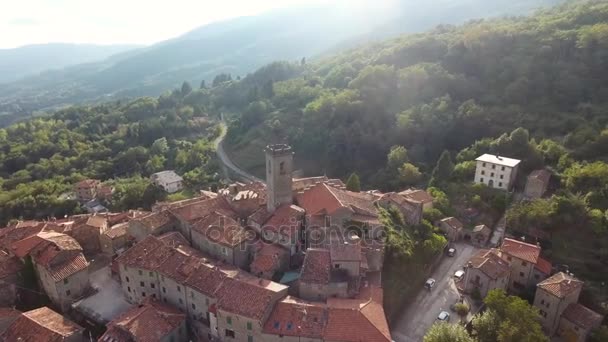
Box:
xmin=439 ymin=217 xmax=464 ymax=242
xmin=464 ymin=249 xmax=510 ymax=298
xmin=474 ymin=154 xmax=521 ymax=190
xmin=557 ymin=303 xmax=604 ymax=342
xmin=151 ymin=170 xmax=184 ymax=193
xmin=524 ymin=169 xmax=551 ymax=199
xmin=533 ymin=272 xmax=584 ymax=335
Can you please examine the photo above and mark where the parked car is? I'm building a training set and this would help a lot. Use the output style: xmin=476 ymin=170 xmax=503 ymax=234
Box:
xmin=447 ymin=247 xmax=456 ymax=257
xmin=425 ymin=278 xmax=436 ymax=290
xmin=437 ymin=311 xmax=450 ymax=322
xmin=454 ymin=270 xmax=465 ymax=281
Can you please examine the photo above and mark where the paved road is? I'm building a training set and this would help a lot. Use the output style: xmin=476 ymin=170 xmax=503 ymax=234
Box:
xmin=214 ymin=117 xmax=264 ymax=184
xmin=391 ymin=243 xmax=480 ymax=342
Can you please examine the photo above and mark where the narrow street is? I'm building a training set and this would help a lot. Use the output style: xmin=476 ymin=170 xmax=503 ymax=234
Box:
xmin=390 ymin=243 xmax=480 ymax=342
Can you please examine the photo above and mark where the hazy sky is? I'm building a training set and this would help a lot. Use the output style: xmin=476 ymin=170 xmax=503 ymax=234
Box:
xmin=1 ymin=0 xmax=349 ymax=49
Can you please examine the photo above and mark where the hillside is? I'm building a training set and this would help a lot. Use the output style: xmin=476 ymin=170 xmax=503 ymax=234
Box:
xmin=0 ymin=0 xmax=561 ymax=123
xmin=0 ymin=43 xmax=139 ymax=83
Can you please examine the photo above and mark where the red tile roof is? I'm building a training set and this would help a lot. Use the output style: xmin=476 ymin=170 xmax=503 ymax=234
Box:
xmin=561 ymin=303 xmax=603 ymax=330
xmin=537 ymin=272 xmax=584 ymax=298
xmin=157 ymin=231 xmax=190 ymax=248
xmin=1 ymin=307 xmax=84 ymax=342
xmin=248 ymin=207 xmax=273 ymax=226
xmin=325 ymin=287 xmax=391 ymax=342
xmin=104 ymin=222 xmax=129 ymax=239
xmin=440 ymin=217 xmax=464 ymax=231
xmin=216 ymin=276 xmax=286 ymax=320
xmin=251 ymin=243 xmax=288 ymax=275
xmin=75 ymin=179 xmax=100 ymax=189
xmin=296 ymin=183 xmax=378 ymax=217
xmin=263 ymin=296 xmax=326 ymax=338
xmin=115 ymin=235 xmax=173 ymax=271
xmin=85 ymin=215 xmax=107 ymax=229
xmin=0 ymin=223 xmax=45 ymax=252
xmin=399 ymin=189 xmax=434 ymax=204
xmin=46 ymin=254 xmax=89 ymax=282
xmin=136 ymin=211 xmax=175 ymax=230
xmin=300 ymin=249 xmax=331 ymax=284
xmin=535 ymin=257 xmax=552 ymax=275
xmin=99 ymin=299 xmax=185 ymax=342
xmin=330 ymin=239 xmax=362 ymax=262
xmin=190 ymin=212 xmax=248 ymax=248
xmin=184 ymin=263 xmax=227 ymax=297
xmin=469 ymin=249 xmax=510 ymax=279
xmin=170 ymin=197 xmax=235 ymax=222
xmin=263 ymin=204 xmax=305 ymax=238
xmin=501 ymin=238 xmax=541 ymax=264
xmin=157 ymin=251 xmax=200 ymax=284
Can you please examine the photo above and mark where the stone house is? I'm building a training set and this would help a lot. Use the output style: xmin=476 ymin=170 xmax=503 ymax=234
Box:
xmin=99 ymin=222 xmax=130 ymax=256
xmin=262 ymin=296 xmax=327 ymax=342
xmin=439 ymin=217 xmax=464 ymax=242
xmin=499 ymin=238 xmax=550 ymax=292
xmin=74 ymin=179 xmax=101 ymax=202
xmin=329 ymin=237 xmax=362 ymax=279
xmin=524 ymin=169 xmax=551 ymax=199
xmin=533 ymin=272 xmax=584 ymax=335
xmin=1 ymin=307 xmax=85 ymax=342
xmin=99 ymin=298 xmax=188 ymax=342
xmin=399 ymin=189 xmax=434 ymax=211
xmin=128 ymin=210 xmax=178 ymax=242
xmin=474 ymin=154 xmax=521 ymax=190
xmin=464 ymin=249 xmax=510 ymax=298
xmin=11 ymin=232 xmax=90 ymax=311
xmin=256 ymin=204 xmax=306 ymax=256
xmin=375 ymin=192 xmax=423 ymax=226
xmin=556 ymin=303 xmax=604 ymax=342
xmin=70 ymin=215 xmax=108 ymax=254
xmin=151 ymin=170 xmax=184 ymax=193
xmin=470 ymin=224 xmax=491 ymax=246
xmin=250 ymin=243 xmax=289 ymax=280
xmin=299 ymin=249 xmax=349 ymax=302
xmin=0 ymin=251 xmax=22 ymax=307
xmin=215 ymin=276 xmax=288 ymax=342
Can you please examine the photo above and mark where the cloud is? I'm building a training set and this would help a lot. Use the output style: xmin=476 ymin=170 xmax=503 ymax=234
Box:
xmin=8 ymin=18 xmax=40 ymax=26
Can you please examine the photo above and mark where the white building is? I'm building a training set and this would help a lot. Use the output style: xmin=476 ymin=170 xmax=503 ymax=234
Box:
xmin=151 ymin=170 xmax=184 ymax=193
xmin=474 ymin=154 xmax=521 ymax=190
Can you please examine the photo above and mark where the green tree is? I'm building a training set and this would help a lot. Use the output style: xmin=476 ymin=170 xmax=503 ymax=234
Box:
xmin=181 ymin=81 xmax=193 ymax=96
xmin=346 ymin=173 xmax=361 ymax=192
xmin=430 ymin=150 xmax=454 ymax=187
xmin=399 ymin=163 xmax=423 ymax=185
xmin=388 ymin=145 xmax=409 ymax=171
xmin=151 ymin=137 xmax=169 ymax=155
xmin=481 ymin=289 xmax=548 ymax=342
xmin=423 ymin=323 xmax=475 ymax=342
xmin=472 ymin=309 xmax=500 ymax=342
xmin=454 ymin=302 xmax=470 ymax=323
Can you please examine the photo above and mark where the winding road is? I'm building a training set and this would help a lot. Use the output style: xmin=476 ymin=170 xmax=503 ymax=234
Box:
xmin=214 ymin=117 xmax=264 ymax=184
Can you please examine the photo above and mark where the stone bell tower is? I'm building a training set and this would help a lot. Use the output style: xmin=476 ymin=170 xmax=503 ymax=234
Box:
xmin=265 ymin=144 xmax=293 ymax=212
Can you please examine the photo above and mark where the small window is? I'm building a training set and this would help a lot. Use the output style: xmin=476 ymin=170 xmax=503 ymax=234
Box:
xmin=163 ymin=287 xmax=166 ymax=293
xmin=480 ymin=177 xmax=484 ymax=183
xmin=142 ymin=292 xmax=146 ymax=297
xmin=520 ymin=272 xmax=525 ymax=277
xmin=149 ymin=271 xmax=153 ymax=277
xmin=482 ymin=162 xmax=486 ymax=167
xmin=151 ymin=283 xmax=155 ymax=288
xmin=491 ymin=172 xmax=495 ymax=177
xmin=481 ymin=170 xmax=485 ymax=175
xmin=541 ymin=299 xmax=544 ymax=305
xmin=287 ymin=322 xmax=293 ymax=330
xmin=247 ymin=322 xmax=252 ymax=330
xmin=492 ymin=165 xmax=496 ymax=169
xmin=140 ymin=281 xmax=145 ymax=287
xmin=273 ymin=322 xmax=280 ymax=329
xmin=227 ymin=316 xmax=232 ymax=325
xmin=546 ymin=303 xmax=550 ymax=308
xmin=139 ymin=270 xmax=143 ymax=276
xmin=499 ymin=182 xmax=503 ymax=187
xmin=192 ymin=303 xmax=196 ymax=310
xmin=500 ymin=175 xmax=504 ymax=179
xmin=334 ymin=264 xmax=340 ymax=269
xmin=125 ymin=276 xmax=130 ymax=282
xmin=522 ymin=261 xmax=527 ymax=266
xmin=177 ymin=286 xmax=181 ymax=292
xmin=63 ymin=278 xmax=69 ymax=284
xmin=152 ymin=294 xmax=156 ymax=299
xmin=248 ymin=336 xmax=253 ymax=342
xmin=179 ymin=298 xmax=183 ymax=304
xmin=66 ymin=290 xmax=71 ymax=296
xmin=225 ymin=329 xmax=235 ymax=338
xmin=501 ymin=166 xmax=505 ymax=171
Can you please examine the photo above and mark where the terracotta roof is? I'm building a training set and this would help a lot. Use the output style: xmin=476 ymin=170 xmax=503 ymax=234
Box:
xmin=248 ymin=207 xmax=273 ymax=226
xmin=170 ymin=197 xmax=235 ymax=222
xmin=325 ymin=287 xmax=391 ymax=342
xmin=0 ymin=253 xmax=23 ymax=280
xmin=184 ymin=263 xmax=227 ymax=297
xmin=501 ymin=238 xmax=541 ymax=264
xmin=296 ymin=183 xmax=378 ymax=217
xmin=399 ymin=189 xmax=434 ymax=204
xmin=292 ymin=176 xmax=329 ymax=191
xmin=104 ymin=222 xmax=129 ymax=239
xmin=528 ymin=169 xmax=551 ymax=184
xmin=300 ymin=249 xmax=331 ymax=284
xmin=100 ymin=299 xmax=185 ymax=342
xmin=534 ymin=257 xmax=552 ymax=275
xmin=537 ymin=272 xmax=583 ymax=298
xmin=157 ymin=231 xmax=190 ymax=248
xmin=251 ymin=243 xmax=288 ymax=275
xmin=330 ymin=239 xmax=362 ymax=262
xmin=190 ymin=212 xmax=248 ymax=248
xmin=46 ymin=254 xmax=89 ymax=282
xmin=157 ymin=251 xmax=200 ymax=284
xmin=263 ymin=204 xmax=305 ymax=238
xmin=115 ymin=235 xmax=173 ymax=271
xmin=469 ymin=249 xmax=510 ymax=279
xmin=263 ymin=296 xmax=326 ymax=338
xmin=440 ymin=217 xmax=464 ymax=231
xmin=136 ymin=211 xmax=175 ymax=230
xmin=1 ymin=307 xmax=84 ymax=342
xmin=216 ymin=276 xmax=286 ymax=320
xmin=86 ymin=215 xmax=107 ymax=229
xmin=75 ymin=179 xmax=100 ymax=189
xmin=0 ymin=223 xmax=45 ymax=251
xmin=473 ymin=224 xmax=490 ymax=233
xmin=561 ymin=303 xmax=603 ymax=330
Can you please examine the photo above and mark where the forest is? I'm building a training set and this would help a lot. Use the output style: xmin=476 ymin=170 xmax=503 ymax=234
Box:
xmin=0 ymin=83 xmax=221 ymax=225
